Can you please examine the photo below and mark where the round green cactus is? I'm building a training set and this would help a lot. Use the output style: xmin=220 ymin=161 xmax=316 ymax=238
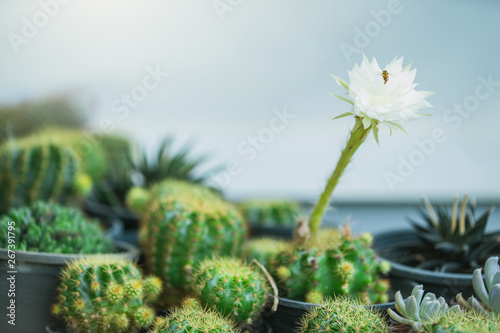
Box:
xmin=138 ymin=180 xmax=247 ymax=306
xmin=297 ymin=296 xmax=387 ymax=332
xmin=238 ymin=199 xmax=301 ymax=226
xmin=151 ymin=298 xmax=239 ymax=333
xmin=273 ymin=229 xmax=390 ymax=304
xmin=193 ymin=257 xmax=270 ymax=325
xmin=0 ymin=201 xmax=114 ymax=254
xmin=0 ymin=137 xmax=91 ymax=214
xmin=243 ymin=237 xmax=288 ymax=268
xmin=51 ymin=256 xmax=162 ymax=333
xmin=422 ymin=309 xmax=500 ymax=333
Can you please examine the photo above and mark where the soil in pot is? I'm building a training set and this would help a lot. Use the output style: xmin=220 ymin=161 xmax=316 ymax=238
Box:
xmin=0 ymin=241 xmax=139 ymax=333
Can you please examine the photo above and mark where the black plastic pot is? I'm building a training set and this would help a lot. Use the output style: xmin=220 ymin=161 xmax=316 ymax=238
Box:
xmin=0 ymin=241 xmax=139 ymax=333
xmin=372 ymin=229 xmax=497 ymax=301
xmin=83 ymin=198 xmax=140 ymax=229
xmin=264 ymin=295 xmax=396 ymax=333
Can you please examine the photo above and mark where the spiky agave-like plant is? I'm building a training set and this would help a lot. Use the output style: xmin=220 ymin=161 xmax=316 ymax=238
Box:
xmin=409 ymin=195 xmax=499 ymax=270
xmin=192 ymin=257 xmax=270 ymax=325
xmin=51 ymin=256 xmax=162 ymax=333
xmin=151 ymin=298 xmax=239 ymax=333
xmin=297 ymin=296 xmax=387 ymax=332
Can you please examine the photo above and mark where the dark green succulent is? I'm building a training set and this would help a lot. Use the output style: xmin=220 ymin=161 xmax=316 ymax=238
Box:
xmin=409 ymin=196 xmax=499 ymax=270
xmin=0 ymin=201 xmax=115 ymax=254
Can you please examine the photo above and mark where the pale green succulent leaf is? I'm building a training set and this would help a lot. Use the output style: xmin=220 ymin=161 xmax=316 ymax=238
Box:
xmin=473 ymin=268 xmax=491 ymax=308
xmin=406 ymin=296 xmax=421 ymax=321
xmin=484 ymin=256 xmax=499 ymax=291
xmin=395 ymin=291 xmax=407 ymax=317
xmin=489 ymin=284 xmax=500 ymax=314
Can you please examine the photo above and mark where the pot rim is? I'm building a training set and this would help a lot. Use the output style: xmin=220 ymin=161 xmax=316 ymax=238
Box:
xmin=0 ymin=240 xmax=139 ymax=265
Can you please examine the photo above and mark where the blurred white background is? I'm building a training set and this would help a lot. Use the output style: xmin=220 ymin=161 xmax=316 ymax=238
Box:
xmin=1 ymin=0 xmax=499 ymax=202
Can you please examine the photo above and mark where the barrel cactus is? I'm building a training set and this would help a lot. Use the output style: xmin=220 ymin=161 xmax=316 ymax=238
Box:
xmin=137 ymin=180 xmax=247 ymax=306
xmin=0 ymin=201 xmax=114 ymax=254
xmin=238 ymin=199 xmax=301 ymax=226
xmin=151 ymin=298 xmax=239 ymax=333
xmin=51 ymin=257 xmax=162 ymax=333
xmin=273 ymin=229 xmax=390 ymax=304
xmin=243 ymin=237 xmax=287 ymax=268
xmin=0 ymin=137 xmax=91 ymax=214
xmin=193 ymin=257 xmax=270 ymax=325
xmin=297 ymin=296 xmax=387 ymax=332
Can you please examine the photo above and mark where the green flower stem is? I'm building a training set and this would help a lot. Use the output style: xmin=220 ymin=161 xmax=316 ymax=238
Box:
xmin=309 ymin=117 xmax=372 ymax=235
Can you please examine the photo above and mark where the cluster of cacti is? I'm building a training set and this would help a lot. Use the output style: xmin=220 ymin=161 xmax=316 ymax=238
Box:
xmin=192 ymin=257 xmax=270 ymax=325
xmin=273 ymin=229 xmax=390 ymax=304
xmin=33 ymin=127 xmax=107 ymax=182
xmin=0 ymin=201 xmax=114 ymax=254
xmin=151 ymin=298 xmax=239 ymax=333
xmin=457 ymin=256 xmax=500 ymax=318
xmin=409 ymin=195 xmax=499 ymax=269
xmin=297 ymin=296 xmax=387 ymax=332
xmin=135 ymin=180 xmax=247 ymax=306
xmin=238 ymin=199 xmax=301 ymax=226
xmin=51 ymin=257 xmax=162 ymax=333
xmin=0 ymin=136 xmax=92 ymax=214
xmin=243 ymin=237 xmax=287 ymax=268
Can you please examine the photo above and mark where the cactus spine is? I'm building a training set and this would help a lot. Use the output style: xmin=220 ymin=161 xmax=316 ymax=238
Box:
xmin=193 ymin=257 xmax=270 ymax=325
xmin=297 ymin=296 xmax=387 ymax=332
xmin=0 ymin=201 xmax=114 ymax=254
xmin=274 ymin=230 xmax=390 ymax=304
xmin=52 ymin=257 xmax=162 ymax=333
xmin=137 ymin=180 xmax=246 ymax=306
xmin=0 ymin=137 xmax=91 ymax=214
xmin=151 ymin=298 xmax=239 ymax=333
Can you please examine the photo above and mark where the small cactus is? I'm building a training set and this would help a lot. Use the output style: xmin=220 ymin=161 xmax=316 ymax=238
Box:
xmin=0 ymin=201 xmax=114 ymax=254
xmin=243 ymin=237 xmax=287 ymax=268
xmin=52 ymin=256 xmax=162 ymax=333
xmin=297 ymin=296 xmax=387 ymax=332
xmin=0 ymin=137 xmax=91 ymax=214
xmin=193 ymin=257 xmax=270 ymax=325
xmin=151 ymin=298 xmax=239 ymax=333
xmin=419 ymin=309 xmax=500 ymax=333
xmin=238 ymin=199 xmax=301 ymax=226
xmin=457 ymin=256 xmax=500 ymax=318
xmin=273 ymin=227 xmax=390 ymax=304
xmin=388 ymin=285 xmax=461 ymax=331
xmin=136 ymin=180 xmax=247 ymax=306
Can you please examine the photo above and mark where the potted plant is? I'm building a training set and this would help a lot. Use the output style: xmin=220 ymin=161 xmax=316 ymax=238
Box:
xmin=254 ymin=55 xmax=433 ymax=332
xmin=46 ymin=256 xmax=162 ymax=333
xmin=373 ymin=195 xmax=500 ymax=301
xmin=0 ymin=201 xmax=139 ymax=332
xmin=130 ymin=180 xmax=247 ymax=307
xmin=238 ymin=199 xmax=302 ymax=239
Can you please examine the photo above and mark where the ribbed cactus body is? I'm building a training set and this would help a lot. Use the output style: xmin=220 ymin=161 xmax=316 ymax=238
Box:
xmin=52 ymin=257 xmax=162 ymax=333
xmin=238 ymin=199 xmax=301 ymax=226
xmin=0 ymin=201 xmax=114 ymax=254
xmin=138 ymin=180 xmax=246 ymax=306
xmin=274 ymin=233 xmax=389 ymax=304
xmin=0 ymin=138 xmax=89 ymax=214
xmin=193 ymin=257 xmax=270 ymax=324
xmin=298 ymin=297 xmax=387 ymax=333
xmin=151 ymin=299 xmax=239 ymax=333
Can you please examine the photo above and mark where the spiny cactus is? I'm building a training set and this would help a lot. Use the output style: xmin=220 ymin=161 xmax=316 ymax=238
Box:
xmin=409 ymin=195 xmax=499 ymax=270
xmin=388 ymin=285 xmax=461 ymax=331
xmin=457 ymin=256 xmax=500 ymax=318
xmin=243 ymin=237 xmax=287 ymax=268
xmin=33 ymin=127 xmax=107 ymax=182
xmin=0 ymin=201 xmax=114 ymax=254
xmin=417 ymin=310 xmax=500 ymax=333
xmin=238 ymin=199 xmax=301 ymax=226
xmin=151 ymin=298 xmax=239 ymax=333
xmin=273 ymin=228 xmax=390 ymax=304
xmin=193 ymin=257 xmax=270 ymax=325
xmin=0 ymin=137 xmax=91 ymax=214
xmin=51 ymin=256 xmax=162 ymax=333
xmin=297 ymin=296 xmax=387 ymax=332
xmin=137 ymin=180 xmax=247 ymax=306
